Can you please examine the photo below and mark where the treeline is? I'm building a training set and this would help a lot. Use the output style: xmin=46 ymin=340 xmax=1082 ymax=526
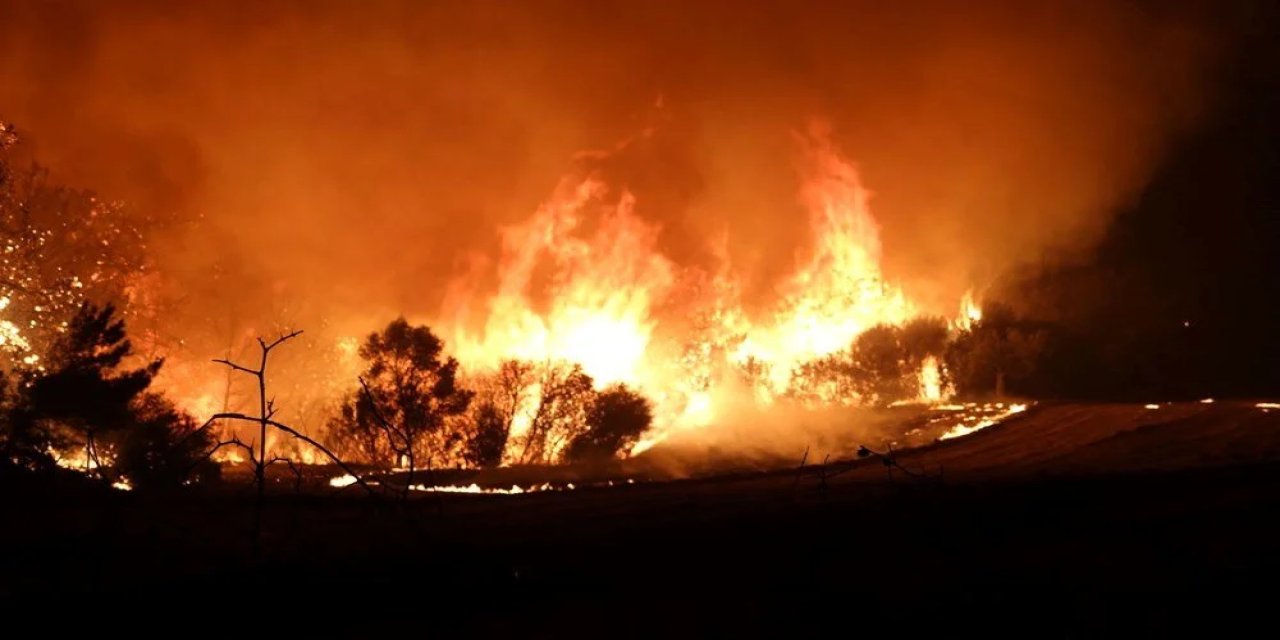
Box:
xmin=785 ymin=308 xmax=1054 ymax=406
xmin=322 ymin=318 xmax=653 ymax=470
xmin=0 ymin=303 xmax=218 ymax=487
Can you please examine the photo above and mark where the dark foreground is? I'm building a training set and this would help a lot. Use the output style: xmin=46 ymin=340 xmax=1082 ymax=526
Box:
xmin=4 ymin=402 xmax=1280 ymax=635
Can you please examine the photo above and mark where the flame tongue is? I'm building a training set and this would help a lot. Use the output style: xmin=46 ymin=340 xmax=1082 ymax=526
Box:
xmin=451 ymin=177 xmax=674 ymax=388
xmin=732 ymin=128 xmax=914 ymax=396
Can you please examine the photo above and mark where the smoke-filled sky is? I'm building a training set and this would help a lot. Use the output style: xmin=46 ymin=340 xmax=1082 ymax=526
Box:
xmin=0 ymin=0 xmax=1239 ymax=338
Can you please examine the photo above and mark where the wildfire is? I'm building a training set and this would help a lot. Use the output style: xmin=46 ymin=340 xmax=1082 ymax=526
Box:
xmin=0 ymin=295 xmax=33 ymax=354
xmin=25 ymin=123 xmax=989 ymax=469
xmin=410 ymin=482 xmax=562 ymax=495
xmin=938 ymin=403 xmax=1029 ymax=441
xmin=956 ymin=291 xmax=983 ymax=331
xmin=444 ymin=125 xmax=978 ymax=461
xmin=328 ymin=473 xmax=636 ymax=494
xmin=449 ymin=177 xmax=674 ymax=388
xmin=918 ymin=355 xmax=945 ymax=403
xmin=730 ymin=129 xmax=913 ymax=397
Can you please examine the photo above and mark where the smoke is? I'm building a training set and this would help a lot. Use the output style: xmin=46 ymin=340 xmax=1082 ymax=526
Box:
xmin=0 ymin=0 xmax=1229 ymax=437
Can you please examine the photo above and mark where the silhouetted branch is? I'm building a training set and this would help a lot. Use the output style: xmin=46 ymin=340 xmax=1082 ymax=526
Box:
xmin=357 ymin=377 xmax=406 ymax=443
xmin=261 ymin=417 xmax=378 ymax=497
xmin=358 ymin=376 xmax=420 ymax=500
xmin=263 ymin=329 xmax=304 ymax=353
xmin=266 ymin=455 xmax=304 ymax=493
xmin=212 ymin=358 xmax=258 ymax=376
xmin=857 ymin=444 xmax=924 ymax=480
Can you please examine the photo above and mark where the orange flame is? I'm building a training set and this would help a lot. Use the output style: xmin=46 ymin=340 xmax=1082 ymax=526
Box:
xmin=444 ymin=126 xmax=978 ymax=460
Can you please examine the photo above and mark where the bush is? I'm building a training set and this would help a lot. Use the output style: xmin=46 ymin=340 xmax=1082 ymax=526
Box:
xmin=564 ymin=384 xmax=653 ymax=464
xmin=113 ymin=394 xmax=219 ymax=489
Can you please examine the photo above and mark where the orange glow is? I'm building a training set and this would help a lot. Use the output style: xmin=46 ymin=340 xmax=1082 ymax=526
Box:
xmin=938 ymin=403 xmax=1028 ymax=441
xmin=442 ymin=127 xmax=976 ymax=461
xmin=918 ymin=355 xmax=945 ymax=403
xmin=449 ymin=177 xmax=674 ymax=389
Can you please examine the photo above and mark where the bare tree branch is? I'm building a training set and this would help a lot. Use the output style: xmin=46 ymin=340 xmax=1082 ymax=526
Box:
xmin=212 ymin=358 xmax=258 ymax=376
xmin=263 ymin=329 xmax=304 ymax=353
xmin=266 ymin=455 xmax=304 ymax=494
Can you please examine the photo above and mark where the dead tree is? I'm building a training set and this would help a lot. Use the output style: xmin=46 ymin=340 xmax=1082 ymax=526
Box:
xmin=203 ymin=330 xmax=376 ymax=555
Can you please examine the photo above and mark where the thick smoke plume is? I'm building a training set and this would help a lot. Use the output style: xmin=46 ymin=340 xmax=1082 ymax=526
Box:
xmin=0 ymin=0 xmax=1229 ymax=446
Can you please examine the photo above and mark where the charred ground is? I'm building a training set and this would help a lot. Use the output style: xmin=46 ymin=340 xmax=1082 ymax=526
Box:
xmin=6 ymin=401 xmax=1280 ymax=634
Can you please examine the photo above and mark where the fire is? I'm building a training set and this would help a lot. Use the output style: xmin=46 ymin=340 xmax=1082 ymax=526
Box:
xmin=731 ymin=128 xmax=913 ymax=396
xmin=918 ymin=355 xmax=944 ymax=403
xmin=0 ymin=296 xmax=33 ymax=354
xmin=956 ymin=291 xmax=983 ymax=331
xmin=329 ymin=472 xmax=626 ymax=494
xmin=938 ymin=403 xmax=1028 ymax=441
xmin=449 ymin=177 xmax=674 ymax=388
xmin=444 ymin=126 xmax=978 ymax=460
xmin=410 ymin=482 xmax=561 ymax=495
xmin=52 ymin=448 xmax=102 ymax=472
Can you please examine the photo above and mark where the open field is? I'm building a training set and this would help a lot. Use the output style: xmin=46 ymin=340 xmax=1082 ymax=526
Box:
xmin=5 ymin=401 xmax=1280 ymax=634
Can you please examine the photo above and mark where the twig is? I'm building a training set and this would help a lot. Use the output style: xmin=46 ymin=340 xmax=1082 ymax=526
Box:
xmin=212 ymin=412 xmax=379 ymax=497
xmin=266 ymin=455 xmax=304 ymax=494
xmin=791 ymin=445 xmax=810 ymax=494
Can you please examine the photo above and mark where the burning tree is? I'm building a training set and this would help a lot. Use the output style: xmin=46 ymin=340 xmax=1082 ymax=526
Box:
xmin=459 ymin=359 xmax=537 ymax=468
xmin=512 ymin=361 xmax=595 ymax=465
xmin=946 ymin=304 xmax=1049 ymax=398
xmin=0 ymin=122 xmax=153 ymax=366
xmin=790 ymin=317 xmax=951 ymax=406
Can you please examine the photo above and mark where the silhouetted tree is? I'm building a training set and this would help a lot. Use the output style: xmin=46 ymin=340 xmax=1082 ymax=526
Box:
xmin=0 ymin=368 xmax=58 ymax=471
xmin=564 ymin=384 xmax=653 ymax=464
xmin=113 ymin=393 xmax=218 ymax=489
xmin=790 ymin=318 xmax=956 ymax=406
xmin=849 ymin=325 xmax=911 ymax=401
xmin=900 ymin=316 xmax=949 ymax=365
xmin=325 ymin=398 xmax=393 ymax=465
xmin=329 ymin=318 xmax=472 ymax=489
xmin=27 ymin=302 xmax=161 ymax=476
xmin=792 ymin=324 xmax=915 ymax=406
xmin=456 ymin=359 xmax=537 ymax=467
xmin=946 ymin=304 xmax=1048 ymax=398
xmin=463 ymin=401 xmax=510 ymax=468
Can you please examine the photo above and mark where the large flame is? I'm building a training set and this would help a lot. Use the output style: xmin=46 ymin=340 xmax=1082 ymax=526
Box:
xmin=449 ymin=177 xmax=674 ymax=388
xmin=731 ymin=127 xmax=913 ymax=396
xmin=443 ymin=126 xmax=975 ymax=460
